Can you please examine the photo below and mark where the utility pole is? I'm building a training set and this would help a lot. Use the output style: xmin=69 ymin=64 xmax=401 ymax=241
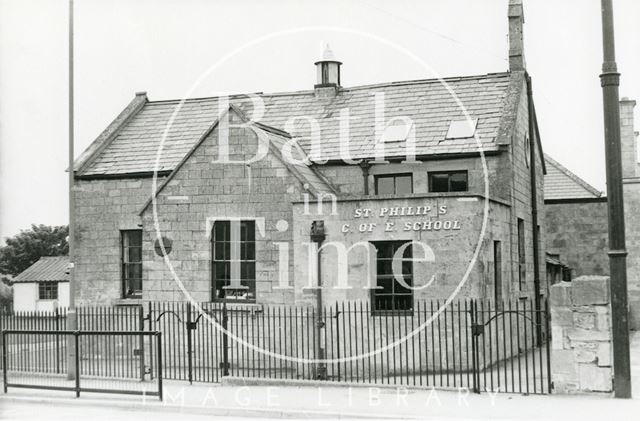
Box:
xmin=599 ymin=0 xmax=631 ymax=399
xmin=67 ymin=0 xmax=78 ymax=381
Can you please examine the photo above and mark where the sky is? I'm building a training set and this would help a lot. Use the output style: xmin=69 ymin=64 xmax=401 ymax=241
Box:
xmin=0 ymin=0 xmax=639 ymax=240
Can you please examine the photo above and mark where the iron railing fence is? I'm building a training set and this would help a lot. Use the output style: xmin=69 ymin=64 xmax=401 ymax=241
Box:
xmin=0 ymin=298 xmax=551 ymax=394
xmin=220 ymin=298 xmax=550 ymax=393
xmin=2 ymin=330 xmax=162 ymax=400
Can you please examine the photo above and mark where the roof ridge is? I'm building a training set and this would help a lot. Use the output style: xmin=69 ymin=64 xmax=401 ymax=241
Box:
xmin=80 ymin=71 xmax=514 ymax=177
xmin=145 ymin=72 xmax=512 ymax=104
xmin=544 ymin=154 xmax=602 ymax=197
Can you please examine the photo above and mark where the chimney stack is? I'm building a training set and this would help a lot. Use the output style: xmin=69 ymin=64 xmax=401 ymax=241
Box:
xmin=508 ymin=0 xmax=526 ymax=71
xmin=620 ymin=98 xmax=639 ymax=179
xmin=314 ymin=44 xmax=341 ymax=98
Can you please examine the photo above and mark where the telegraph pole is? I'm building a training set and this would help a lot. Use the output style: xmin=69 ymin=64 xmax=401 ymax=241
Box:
xmin=599 ymin=0 xmax=631 ymax=399
xmin=67 ymin=0 xmax=78 ymax=381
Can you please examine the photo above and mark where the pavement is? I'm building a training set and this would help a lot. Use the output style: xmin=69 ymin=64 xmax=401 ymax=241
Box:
xmin=0 ymin=333 xmax=639 ymax=420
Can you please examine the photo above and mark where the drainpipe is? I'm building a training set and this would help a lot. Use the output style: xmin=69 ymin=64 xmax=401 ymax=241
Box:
xmin=310 ymin=220 xmax=327 ymax=379
xmin=525 ymin=74 xmax=542 ymax=345
xmin=359 ymin=160 xmax=371 ymax=195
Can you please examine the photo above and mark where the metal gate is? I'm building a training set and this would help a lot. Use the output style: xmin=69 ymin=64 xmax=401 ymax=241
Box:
xmin=470 ymin=299 xmax=551 ymax=394
xmin=147 ymin=302 xmax=225 ymax=383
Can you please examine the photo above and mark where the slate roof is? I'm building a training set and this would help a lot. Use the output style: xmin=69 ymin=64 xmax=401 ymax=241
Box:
xmin=263 ymin=127 xmax=337 ymax=196
xmin=13 ymin=256 xmax=70 ymax=283
xmin=137 ymin=107 xmax=337 ymax=214
xmin=544 ymin=154 xmax=603 ymax=200
xmin=77 ymin=73 xmax=513 ymax=177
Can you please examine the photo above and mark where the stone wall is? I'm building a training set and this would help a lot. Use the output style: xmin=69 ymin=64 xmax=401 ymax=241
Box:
xmin=550 ymin=276 xmax=613 ymax=393
xmin=140 ymin=109 xmax=303 ymax=304
xmin=506 ymin=72 xmax=547 ymax=299
xmin=624 ymin=181 xmax=640 ymax=329
xmin=292 ymin=195 xmax=513 ymax=304
xmin=621 ymin=98 xmax=640 ymax=329
xmin=545 ymin=200 xmax=609 ymax=277
xmin=316 ymin=154 xmax=510 ymax=202
xmin=74 ymin=177 xmax=164 ymax=305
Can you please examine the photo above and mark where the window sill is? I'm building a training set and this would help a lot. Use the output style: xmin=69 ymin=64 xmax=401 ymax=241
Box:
xmin=116 ymin=298 xmax=144 ymax=306
xmin=371 ymin=310 xmax=414 ymax=317
xmin=217 ymin=302 xmax=263 ymax=314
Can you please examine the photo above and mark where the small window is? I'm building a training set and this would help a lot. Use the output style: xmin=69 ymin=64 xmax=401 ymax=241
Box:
xmin=38 ymin=282 xmax=58 ymax=300
xmin=524 ymin=134 xmax=531 ymax=168
xmin=428 ymin=171 xmax=468 ymax=192
xmin=371 ymin=241 xmax=413 ymax=312
xmin=445 ymin=118 xmax=478 ymax=139
xmin=374 ymin=173 xmax=413 ymax=196
xmin=122 ymin=230 xmax=143 ymax=299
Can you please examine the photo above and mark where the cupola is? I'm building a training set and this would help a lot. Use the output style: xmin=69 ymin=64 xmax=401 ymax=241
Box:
xmin=315 ymin=44 xmax=341 ymax=90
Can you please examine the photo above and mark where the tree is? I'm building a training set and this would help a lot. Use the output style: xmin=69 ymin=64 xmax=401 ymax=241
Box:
xmin=0 ymin=281 xmax=11 ymax=311
xmin=0 ymin=224 xmax=68 ymax=276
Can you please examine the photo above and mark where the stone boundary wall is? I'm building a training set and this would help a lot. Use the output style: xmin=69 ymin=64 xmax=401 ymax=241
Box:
xmin=550 ymin=276 xmax=613 ymax=393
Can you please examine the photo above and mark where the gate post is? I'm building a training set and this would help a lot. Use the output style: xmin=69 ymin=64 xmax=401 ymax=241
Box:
xmin=469 ymin=299 xmax=481 ymax=394
xmin=147 ymin=302 xmax=154 ymax=381
xmin=550 ymin=277 xmax=614 ymax=394
xmin=156 ymin=332 xmax=163 ymax=401
xmin=74 ymin=332 xmax=80 ymax=398
xmin=138 ymin=305 xmax=145 ymax=381
xmin=55 ymin=307 xmax=61 ymax=374
xmin=2 ymin=331 xmax=7 ymax=393
xmin=221 ymin=302 xmax=230 ymax=376
xmin=186 ymin=302 xmax=193 ymax=384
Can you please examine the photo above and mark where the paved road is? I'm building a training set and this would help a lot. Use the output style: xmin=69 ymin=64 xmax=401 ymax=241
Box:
xmin=0 ymin=401 xmax=250 ymax=421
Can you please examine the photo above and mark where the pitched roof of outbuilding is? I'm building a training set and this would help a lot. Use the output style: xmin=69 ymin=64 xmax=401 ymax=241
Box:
xmin=13 ymin=256 xmax=69 ymax=283
xmin=544 ymin=154 xmax=603 ymax=200
xmin=76 ymin=72 xmax=514 ymax=177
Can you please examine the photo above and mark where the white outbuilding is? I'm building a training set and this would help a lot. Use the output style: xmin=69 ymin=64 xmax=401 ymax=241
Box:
xmin=12 ymin=256 xmax=69 ymax=312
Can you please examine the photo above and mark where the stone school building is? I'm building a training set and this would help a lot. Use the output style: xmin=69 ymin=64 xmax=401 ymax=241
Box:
xmin=72 ymin=2 xmax=547 ymax=309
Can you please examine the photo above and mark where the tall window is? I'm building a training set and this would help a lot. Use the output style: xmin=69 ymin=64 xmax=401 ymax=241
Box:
xmin=38 ymin=282 xmax=58 ymax=300
xmin=428 ymin=171 xmax=468 ymax=192
xmin=372 ymin=241 xmax=413 ymax=312
xmin=212 ymin=220 xmax=256 ymax=301
xmin=494 ymin=241 xmax=502 ymax=303
xmin=517 ymin=218 xmax=526 ymax=290
xmin=374 ymin=173 xmax=413 ymax=195
xmin=121 ymin=230 xmax=143 ymax=298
